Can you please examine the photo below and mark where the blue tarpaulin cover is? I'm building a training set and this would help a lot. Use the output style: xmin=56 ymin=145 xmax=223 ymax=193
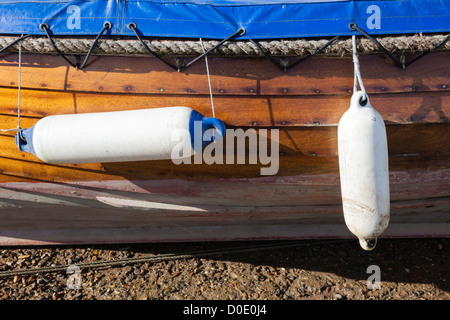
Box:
xmin=0 ymin=0 xmax=449 ymax=39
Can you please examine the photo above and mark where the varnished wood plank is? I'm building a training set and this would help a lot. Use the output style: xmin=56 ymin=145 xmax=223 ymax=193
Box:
xmin=1 ymin=114 xmax=448 ymax=158
xmin=0 ymin=119 xmax=448 ymax=183
xmin=0 ymin=154 xmax=340 ymax=183
xmin=0 ymin=87 xmax=448 ymax=126
xmin=0 ymin=155 xmax=110 ymax=182
xmin=258 ymin=53 xmax=450 ymax=96
xmin=0 ymin=115 xmax=38 ymax=136
xmin=0 ymin=88 xmax=74 ymax=118
xmin=0 ymin=52 xmax=449 ymax=96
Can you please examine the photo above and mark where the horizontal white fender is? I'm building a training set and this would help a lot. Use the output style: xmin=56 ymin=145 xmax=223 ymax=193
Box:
xmin=338 ymin=91 xmax=390 ymax=250
xmin=15 ymin=107 xmax=226 ymax=164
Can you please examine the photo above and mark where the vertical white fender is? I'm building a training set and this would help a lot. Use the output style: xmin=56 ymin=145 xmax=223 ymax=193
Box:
xmin=338 ymin=91 xmax=390 ymax=250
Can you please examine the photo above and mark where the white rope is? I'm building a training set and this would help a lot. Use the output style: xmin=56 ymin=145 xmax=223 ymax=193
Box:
xmin=2 ymin=35 xmax=23 ymax=134
xmin=352 ymin=35 xmax=367 ymax=100
xmin=17 ymin=37 xmax=22 ymax=130
xmin=200 ymin=38 xmax=215 ymax=118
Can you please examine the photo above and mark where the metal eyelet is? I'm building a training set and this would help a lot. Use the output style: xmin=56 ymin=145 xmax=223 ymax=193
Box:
xmin=127 ymin=22 xmax=137 ymax=31
xmin=39 ymin=23 xmax=49 ymax=32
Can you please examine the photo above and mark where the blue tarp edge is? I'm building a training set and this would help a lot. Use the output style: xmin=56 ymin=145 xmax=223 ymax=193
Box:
xmin=0 ymin=0 xmax=449 ymax=39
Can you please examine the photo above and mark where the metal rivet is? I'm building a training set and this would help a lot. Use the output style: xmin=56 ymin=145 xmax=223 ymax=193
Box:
xmin=159 ymin=88 xmax=164 ymax=92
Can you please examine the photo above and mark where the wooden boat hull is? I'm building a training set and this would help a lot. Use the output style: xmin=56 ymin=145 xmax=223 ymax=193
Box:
xmin=0 ymin=51 xmax=449 ymax=245
xmin=1 ymin=172 xmax=449 ymax=246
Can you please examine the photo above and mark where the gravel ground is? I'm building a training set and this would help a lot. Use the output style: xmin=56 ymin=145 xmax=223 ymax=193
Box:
xmin=0 ymin=238 xmax=448 ymax=302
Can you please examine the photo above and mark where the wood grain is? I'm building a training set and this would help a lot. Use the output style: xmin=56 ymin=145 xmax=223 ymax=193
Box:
xmin=0 ymin=52 xmax=449 ymax=96
xmin=1 ymin=114 xmax=448 ymax=157
xmin=1 ymin=116 xmax=448 ymax=183
xmin=0 ymin=87 xmax=448 ymax=126
xmin=0 ymin=51 xmax=448 ymax=245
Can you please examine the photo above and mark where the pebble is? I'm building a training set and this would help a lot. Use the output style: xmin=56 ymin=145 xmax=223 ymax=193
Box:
xmin=0 ymin=239 xmax=448 ymax=301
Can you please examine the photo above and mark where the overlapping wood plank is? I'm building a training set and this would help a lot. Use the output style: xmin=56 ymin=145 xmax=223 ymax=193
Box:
xmin=0 ymin=52 xmax=448 ymax=96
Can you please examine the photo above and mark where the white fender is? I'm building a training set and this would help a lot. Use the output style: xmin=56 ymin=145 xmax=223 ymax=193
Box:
xmin=15 ymin=107 xmax=225 ymax=164
xmin=338 ymin=91 xmax=390 ymax=250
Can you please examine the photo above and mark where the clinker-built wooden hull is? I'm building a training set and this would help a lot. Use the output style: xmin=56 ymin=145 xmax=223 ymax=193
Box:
xmin=0 ymin=50 xmax=449 ymax=245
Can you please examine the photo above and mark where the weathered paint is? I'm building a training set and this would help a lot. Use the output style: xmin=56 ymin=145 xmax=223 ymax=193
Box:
xmin=0 ymin=168 xmax=448 ymax=245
